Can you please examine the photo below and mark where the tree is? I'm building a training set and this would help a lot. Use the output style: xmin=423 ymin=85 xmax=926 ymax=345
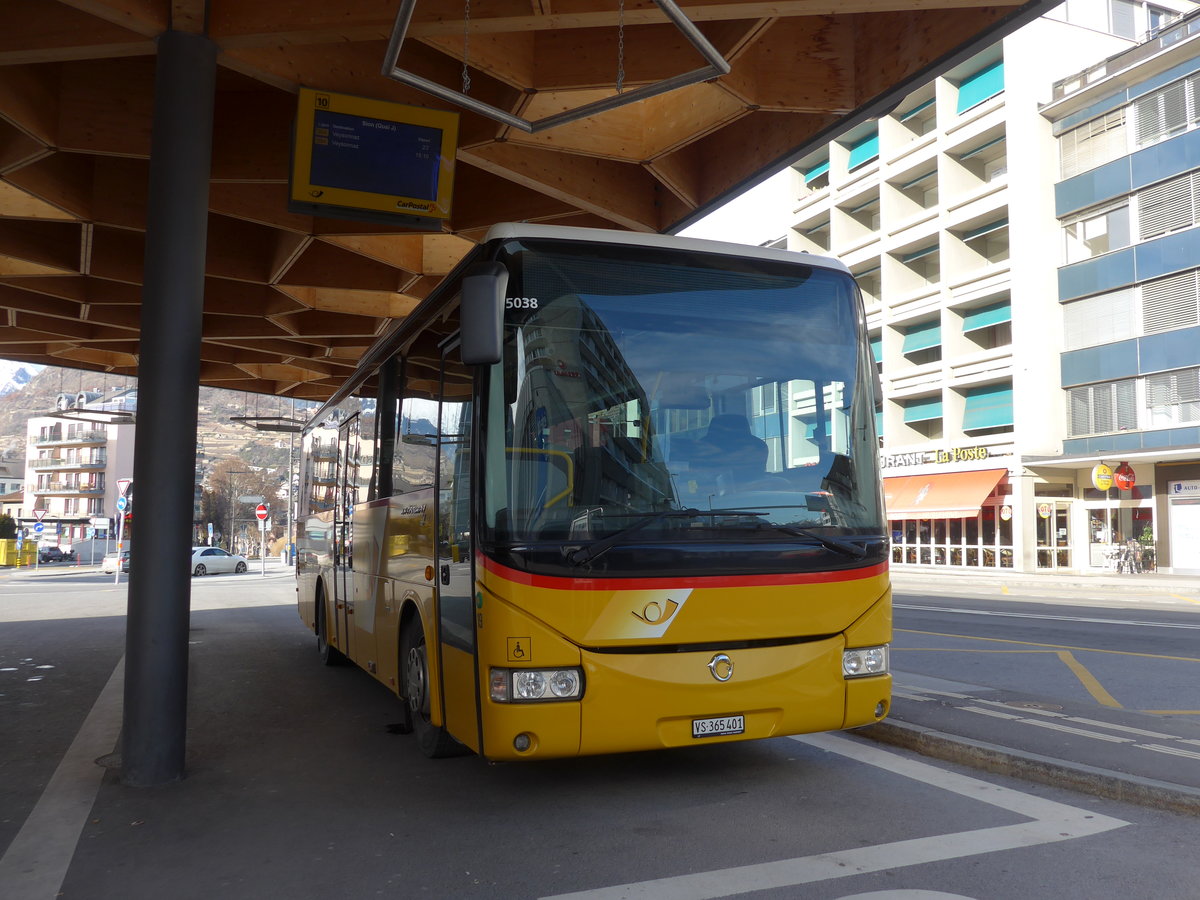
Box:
xmin=201 ymin=458 xmax=282 ymax=550
xmin=0 ymin=513 xmax=16 ymax=540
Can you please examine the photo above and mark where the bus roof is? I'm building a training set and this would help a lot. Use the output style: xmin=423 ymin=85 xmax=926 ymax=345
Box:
xmin=482 ymin=223 xmax=852 ymax=275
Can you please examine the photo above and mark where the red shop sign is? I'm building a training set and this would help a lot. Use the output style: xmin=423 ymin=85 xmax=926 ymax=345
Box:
xmin=1114 ymin=462 xmax=1136 ymax=491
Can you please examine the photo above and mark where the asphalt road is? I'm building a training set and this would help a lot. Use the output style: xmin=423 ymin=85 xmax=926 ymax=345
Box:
xmin=892 ymin=589 xmax=1200 ymax=714
xmin=3 ymin=567 xmax=1200 ymax=899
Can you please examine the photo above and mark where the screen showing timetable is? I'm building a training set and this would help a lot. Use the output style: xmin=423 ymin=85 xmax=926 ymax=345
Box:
xmin=290 ymin=87 xmax=459 ymax=224
xmin=311 ymin=109 xmax=440 ymax=201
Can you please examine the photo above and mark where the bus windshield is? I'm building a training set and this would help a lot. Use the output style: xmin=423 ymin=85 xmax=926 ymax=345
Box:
xmin=479 ymin=239 xmax=884 ymax=574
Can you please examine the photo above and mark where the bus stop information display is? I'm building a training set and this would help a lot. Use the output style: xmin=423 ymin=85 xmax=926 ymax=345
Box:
xmin=290 ymin=87 xmax=459 ymax=225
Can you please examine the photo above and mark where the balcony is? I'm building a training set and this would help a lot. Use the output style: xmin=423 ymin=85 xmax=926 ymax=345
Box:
xmin=309 ymin=442 xmax=338 ymax=460
xmin=31 ymin=429 xmax=108 ymax=446
xmin=36 ymin=482 xmax=106 ymax=496
xmin=29 ymin=455 xmax=108 ymax=470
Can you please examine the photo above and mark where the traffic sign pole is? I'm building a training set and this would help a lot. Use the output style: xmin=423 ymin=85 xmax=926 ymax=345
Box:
xmin=256 ymin=503 xmax=268 ymax=576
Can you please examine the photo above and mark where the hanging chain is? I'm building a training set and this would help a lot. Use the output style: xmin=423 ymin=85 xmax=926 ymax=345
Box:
xmin=616 ymin=0 xmax=626 ymax=94
xmin=462 ymin=0 xmax=472 ymax=95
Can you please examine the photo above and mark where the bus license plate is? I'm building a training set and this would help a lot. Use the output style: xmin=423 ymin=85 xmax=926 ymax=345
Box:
xmin=692 ymin=715 xmax=745 ymax=738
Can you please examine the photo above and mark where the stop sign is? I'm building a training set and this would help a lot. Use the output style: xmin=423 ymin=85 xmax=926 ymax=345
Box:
xmin=255 ymin=504 xmax=268 ymax=521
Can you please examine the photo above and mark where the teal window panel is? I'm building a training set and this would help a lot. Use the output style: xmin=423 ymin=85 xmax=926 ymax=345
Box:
xmin=903 ymin=397 xmax=943 ymax=423
xmin=962 ymin=384 xmax=1013 ymax=430
xmin=804 ymin=160 xmax=829 ymax=183
xmin=957 ymin=60 xmax=1004 ymax=114
xmin=962 ymin=300 xmax=1011 ymax=333
xmin=870 ymin=336 xmax=883 ymax=363
xmin=847 ymin=132 xmax=880 ymax=170
xmin=902 ymin=320 xmax=941 ymax=353
xmin=875 ymin=410 xmax=884 ymax=437
xmin=900 ymin=98 xmax=934 ymax=122
xmin=900 ymin=244 xmax=937 ymax=264
xmin=962 ymin=218 xmax=1008 ymax=241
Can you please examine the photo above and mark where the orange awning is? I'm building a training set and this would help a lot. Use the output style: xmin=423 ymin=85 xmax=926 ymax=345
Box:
xmin=883 ymin=469 xmax=1008 ymax=519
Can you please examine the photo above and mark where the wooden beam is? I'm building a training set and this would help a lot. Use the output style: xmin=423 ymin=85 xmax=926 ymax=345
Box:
xmin=54 ymin=1 xmax=167 ymax=37
xmin=0 ymin=180 xmax=77 ymax=221
xmin=278 ymin=285 xmax=422 ymax=319
xmin=57 ymin=58 xmax=156 ymax=158
xmin=719 ymin=16 xmax=856 ymax=113
xmin=4 ymin=151 xmax=96 ymax=221
xmin=0 ymin=64 xmax=61 ymax=147
xmin=0 ymin=219 xmax=84 ymax=272
xmin=203 ymin=278 xmax=307 ymax=318
xmin=460 ymin=142 xmax=661 ymax=231
xmin=0 ymin=3 xmax=152 ymax=65
xmin=276 ymin=240 xmax=409 ymax=292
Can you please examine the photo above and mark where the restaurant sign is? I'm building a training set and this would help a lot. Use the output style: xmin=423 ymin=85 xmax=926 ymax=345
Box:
xmin=881 ymin=445 xmax=991 ymax=469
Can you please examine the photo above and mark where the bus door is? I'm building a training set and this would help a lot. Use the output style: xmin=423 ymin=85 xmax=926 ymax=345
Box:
xmin=334 ymin=414 xmax=360 ymax=659
xmin=434 ymin=350 xmax=478 ymax=747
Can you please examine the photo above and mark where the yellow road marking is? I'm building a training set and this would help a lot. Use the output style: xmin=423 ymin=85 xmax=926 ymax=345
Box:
xmin=1001 ymin=585 xmax=1009 ymax=595
xmin=1055 ymin=650 xmax=1122 ymax=707
xmin=1170 ymin=593 xmax=1200 ymax=605
xmin=896 ymin=628 xmax=1200 ymax=663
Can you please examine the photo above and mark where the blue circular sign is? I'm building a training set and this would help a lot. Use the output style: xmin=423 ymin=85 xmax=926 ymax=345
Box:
xmin=116 ymin=497 xmax=128 ymax=512
xmin=33 ymin=522 xmax=45 ymax=533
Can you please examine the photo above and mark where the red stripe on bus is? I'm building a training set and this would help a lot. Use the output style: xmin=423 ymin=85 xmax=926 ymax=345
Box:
xmin=477 ymin=554 xmax=888 ymax=590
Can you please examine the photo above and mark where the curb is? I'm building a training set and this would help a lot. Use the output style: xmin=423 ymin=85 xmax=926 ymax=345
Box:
xmin=858 ymin=719 xmax=1200 ymax=816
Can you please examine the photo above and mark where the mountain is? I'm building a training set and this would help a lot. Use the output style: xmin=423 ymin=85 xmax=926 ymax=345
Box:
xmin=0 ymin=363 xmax=316 ymax=467
xmin=0 ymin=360 xmax=42 ymax=397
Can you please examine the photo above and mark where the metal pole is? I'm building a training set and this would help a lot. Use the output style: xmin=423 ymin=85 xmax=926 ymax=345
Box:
xmin=122 ymin=29 xmax=217 ymax=787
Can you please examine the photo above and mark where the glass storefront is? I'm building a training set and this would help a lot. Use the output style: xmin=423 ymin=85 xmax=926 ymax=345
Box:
xmin=1084 ymin=485 xmax=1156 ymax=572
xmin=889 ymin=504 xmax=1014 ymax=567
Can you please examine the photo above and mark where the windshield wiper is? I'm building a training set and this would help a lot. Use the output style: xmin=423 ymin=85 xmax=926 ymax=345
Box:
xmin=758 ymin=523 xmax=878 ymax=559
xmin=564 ymin=508 xmax=764 ymax=566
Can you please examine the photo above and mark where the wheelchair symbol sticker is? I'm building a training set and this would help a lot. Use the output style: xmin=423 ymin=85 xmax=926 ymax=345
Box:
xmin=507 ymin=638 xmax=530 ymax=661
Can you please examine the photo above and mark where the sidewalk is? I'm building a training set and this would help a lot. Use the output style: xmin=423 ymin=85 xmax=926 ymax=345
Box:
xmin=890 ymin=565 xmax=1200 ymax=597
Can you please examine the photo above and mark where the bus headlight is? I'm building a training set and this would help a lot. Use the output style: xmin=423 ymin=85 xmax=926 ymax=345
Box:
xmin=490 ymin=667 xmax=584 ymax=702
xmin=843 ymin=645 xmax=889 ymax=678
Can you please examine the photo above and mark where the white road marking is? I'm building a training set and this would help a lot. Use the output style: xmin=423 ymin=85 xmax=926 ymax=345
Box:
xmin=1064 ymin=717 xmax=1176 ymax=739
xmin=960 ymin=706 xmax=1024 ymax=721
xmin=1019 ymin=720 xmax=1133 ymax=743
xmin=896 ymin=603 xmax=1200 ymax=630
xmin=0 ymin=658 xmax=124 ymax=900
xmin=539 ymin=733 xmax=1128 ymax=900
xmin=1137 ymin=744 xmax=1200 ymax=761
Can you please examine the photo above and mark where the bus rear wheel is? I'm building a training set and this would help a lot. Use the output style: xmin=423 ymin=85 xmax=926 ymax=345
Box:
xmin=401 ymin=618 xmax=458 ymax=758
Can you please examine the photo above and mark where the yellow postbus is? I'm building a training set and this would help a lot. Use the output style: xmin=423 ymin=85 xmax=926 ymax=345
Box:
xmin=296 ymin=223 xmax=890 ymax=760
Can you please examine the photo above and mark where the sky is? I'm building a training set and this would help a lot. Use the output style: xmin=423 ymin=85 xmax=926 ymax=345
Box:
xmin=678 ymin=169 xmax=794 ymax=247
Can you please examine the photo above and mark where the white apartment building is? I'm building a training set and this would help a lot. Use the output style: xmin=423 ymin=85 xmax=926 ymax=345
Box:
xmin=786 ymin=2 xmax=1193 ymax=573
xmin=23 ymin=391 xmax=136 ymax=550
xmin=1037 ymin=5 xmax=1200 ymax=574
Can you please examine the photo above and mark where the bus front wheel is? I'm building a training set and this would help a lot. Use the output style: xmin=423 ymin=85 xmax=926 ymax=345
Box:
xmin=316 ymin=593 xmax=345 ymax=666
xmin=401 ymin=618 xmax=457 ymax=758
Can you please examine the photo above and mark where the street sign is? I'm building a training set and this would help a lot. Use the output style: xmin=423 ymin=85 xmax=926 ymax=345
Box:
xmin=117 ymin=478 xmax=133 ymax=496
xmin=34 ymin=509 xmax=47 ymax=521
xmin=255 ymin=504 xmax=268 ymax=521
xmin=116 ymin=496 xmax=128 ymax=512
xmin=33 ymin=522 xmax=44 ymax=534
xmin=90 ymin=516 xmax=109 ymax=528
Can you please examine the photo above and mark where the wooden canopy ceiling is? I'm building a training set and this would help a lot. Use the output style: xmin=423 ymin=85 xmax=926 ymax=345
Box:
xmin=0 ymin=0 xmax=1044 ymax=402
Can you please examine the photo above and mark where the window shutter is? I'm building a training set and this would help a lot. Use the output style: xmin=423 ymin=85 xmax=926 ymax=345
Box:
xmin=1062 ymin=288 xmax=1135 ymax=350
xmin=1142 ymin=271 xmax=1200 ymax=332
xmin=1060 ymin=110 xmax=1127 ymax=179
xmin=1135 ymin=80 xmax=1188 ymax=146
xmin=1138 ymin=173 xmax=1195 ymax=238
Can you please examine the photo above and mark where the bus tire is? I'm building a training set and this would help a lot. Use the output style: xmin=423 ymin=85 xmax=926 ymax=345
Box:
xmin=401 ymin=617 xmax=458 ymax=758
xmin=316 ymin=590 xmax=345 ymax=667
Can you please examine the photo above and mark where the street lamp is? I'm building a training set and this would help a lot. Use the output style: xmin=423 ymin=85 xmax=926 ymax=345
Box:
xmin=226 ymin=470 xmax=249 ymax=554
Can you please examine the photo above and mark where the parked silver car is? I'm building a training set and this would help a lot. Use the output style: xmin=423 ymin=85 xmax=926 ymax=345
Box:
xmin=190 ymin=546 xmax=248 ymax=576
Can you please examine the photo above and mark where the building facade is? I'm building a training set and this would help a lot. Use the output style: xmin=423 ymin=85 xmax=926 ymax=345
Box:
xmin=23 ymin=391 xmax=136 ymax=551
xmin=786 ymin=1 xmax=1194 ymax=573
xmin=1040 ymin=6 xmax=1200 ymax=574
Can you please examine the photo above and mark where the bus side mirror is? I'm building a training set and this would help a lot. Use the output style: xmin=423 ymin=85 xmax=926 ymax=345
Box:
xmin=460 ymin=262 xmax=507 ymax=365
